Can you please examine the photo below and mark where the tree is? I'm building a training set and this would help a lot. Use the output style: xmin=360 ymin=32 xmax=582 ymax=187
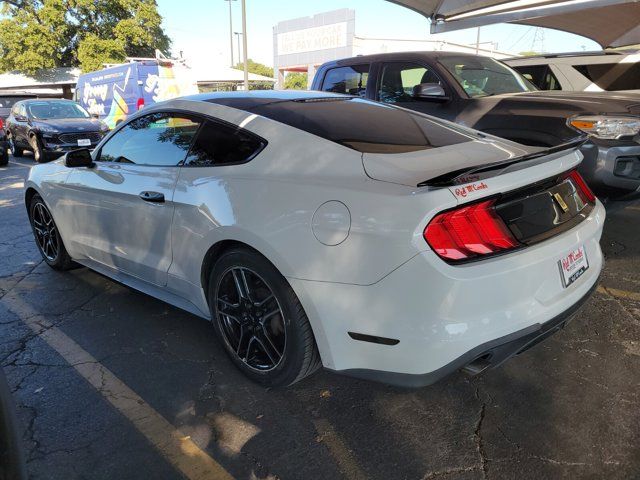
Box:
xmin=234 ymin=59 xmax=273 ymax=78
xmin=284 ymin=73 xmax=307 ymax=90
xmin=0 ymin=0 xmax=171 ymax=74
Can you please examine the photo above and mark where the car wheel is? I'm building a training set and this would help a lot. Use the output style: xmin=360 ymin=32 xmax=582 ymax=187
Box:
xmin=209 ymin=247 xmax=321 ymax=386
xmin=28 ymin=194 xmax=74 ymax=270
xmin=28 ymin=134 xmax=46 ymax=163
xmin=8 ymin=136 xmax=23 ymax=157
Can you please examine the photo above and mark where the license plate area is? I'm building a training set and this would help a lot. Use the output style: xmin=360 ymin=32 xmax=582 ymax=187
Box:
xmin=559 ymin=245 xmax=589 ymax=288
xmin=77 ymin=138 xmax=91 ymax=147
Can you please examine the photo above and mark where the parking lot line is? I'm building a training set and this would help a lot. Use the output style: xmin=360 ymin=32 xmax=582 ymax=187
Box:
xmin=597 ymin=286 xmax=640 ymax=302
xmin=313 ymin=418 xmax=368 ymax=480
xmin=3 ymin=293 xmax=235 ymax=480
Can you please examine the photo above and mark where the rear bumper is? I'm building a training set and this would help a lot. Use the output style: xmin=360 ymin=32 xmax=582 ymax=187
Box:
xmin=336 ymin=278 xmax=598 ymax=387
xmin=289 ymin=201 xmax=605 ymax=385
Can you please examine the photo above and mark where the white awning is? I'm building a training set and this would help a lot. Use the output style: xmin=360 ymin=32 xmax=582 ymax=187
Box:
xmin=387 ymin=0 xmax=640 ymax=48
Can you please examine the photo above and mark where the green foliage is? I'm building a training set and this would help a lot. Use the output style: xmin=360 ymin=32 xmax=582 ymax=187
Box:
xmin=234 ymin=59 xmax=274 ymax=78
xmin=0 ymin=0 xmax=172 ymax=74
xmin=284 ymin=73 xmax=308 ymax=90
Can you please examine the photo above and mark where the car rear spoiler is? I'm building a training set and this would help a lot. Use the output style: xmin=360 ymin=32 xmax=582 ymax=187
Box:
xmin=418 ymin=136 xmax=589 ymax=188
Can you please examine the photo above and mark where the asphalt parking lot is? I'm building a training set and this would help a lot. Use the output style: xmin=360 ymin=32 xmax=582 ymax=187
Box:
xmin=1 ymin=155 xmax=639 ymax=480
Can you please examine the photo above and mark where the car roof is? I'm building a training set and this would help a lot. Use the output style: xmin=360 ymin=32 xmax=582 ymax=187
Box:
xmin=504 ymin=49 xmax=638 ymax=62
xmin=319 ymin=50 xmax=489 ymax=67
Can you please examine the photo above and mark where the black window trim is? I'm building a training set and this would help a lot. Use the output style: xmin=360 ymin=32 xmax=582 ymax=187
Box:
xmin=374 ymin=60 xmax=448 ymax=102
xmin=94 ymin=108 xmax=268 ymax=168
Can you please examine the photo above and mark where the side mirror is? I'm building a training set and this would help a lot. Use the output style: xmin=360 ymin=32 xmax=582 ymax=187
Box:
xmin=412 ymin=83 xmax=449 ymax=102
xmin=64 ymin=148 xmax=94 ymax=168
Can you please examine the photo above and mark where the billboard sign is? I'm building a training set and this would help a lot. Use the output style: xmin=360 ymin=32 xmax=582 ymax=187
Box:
xmin=277 ymin=22 xmax=348 ymax=56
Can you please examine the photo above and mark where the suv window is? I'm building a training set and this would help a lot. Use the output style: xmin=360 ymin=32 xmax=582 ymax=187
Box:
xmin=184 ymin=120 xmax=266 ymax=167
xmin=321 ymin=65 xmax=369 ymax=96
xmin=573 ymin=63 xmax=640 ymax=91
xmin=99 ymin=113 xmax=200 ymax=166
xmin=379 ymin=63 xmax=442 ymax=103
xmin=513 ymin=65 xmax=561 ymax=90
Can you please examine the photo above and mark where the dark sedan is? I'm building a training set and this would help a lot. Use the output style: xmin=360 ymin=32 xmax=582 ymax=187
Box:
xmin=6 ymin=99 xmax=108 ymax=162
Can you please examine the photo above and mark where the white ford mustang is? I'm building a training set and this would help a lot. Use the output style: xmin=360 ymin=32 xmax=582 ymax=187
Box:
xmin=25 ymin=91 xmax=604 ymax=387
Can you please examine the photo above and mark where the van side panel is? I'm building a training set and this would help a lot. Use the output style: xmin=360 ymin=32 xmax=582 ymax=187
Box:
xmin=77 ymin=64 xmax=141 ymax=129
xmin=138 ymin=63 xmax=199 ymax=107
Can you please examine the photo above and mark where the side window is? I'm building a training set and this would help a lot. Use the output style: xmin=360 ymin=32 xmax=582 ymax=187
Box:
xmin=514 ymin=65 xmax=561 ymax=90
xmin=19 ymin=105 xmax=27 ymax=117
xmin=99 ymin=113 xmax=200 ymax=166
xmin=184 ymin=120 xmax=265 ymax=167
xmin=321 ymin=65 xmax=369 ymax=96
xmin=378 ymin=63 xmax=441 ymax=103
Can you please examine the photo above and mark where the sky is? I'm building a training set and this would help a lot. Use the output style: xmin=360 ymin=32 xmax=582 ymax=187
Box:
xmin=156 ymin=0 xmax=601 ymax=67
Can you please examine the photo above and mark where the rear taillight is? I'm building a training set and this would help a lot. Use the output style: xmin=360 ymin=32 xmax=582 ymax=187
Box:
xmin=136 ymin=97 xmax=145 ymax=110
xmin=0 ymin=118 xmax=4 ymax=129
xmin=424 ymin=199 xmax=520 ymax=262
xmin=566 ymin=170 xmax=596 ymax=204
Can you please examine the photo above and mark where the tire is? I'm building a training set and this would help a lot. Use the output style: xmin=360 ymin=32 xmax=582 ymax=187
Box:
xmin=208 ymin=247 xmax=321 ymax=386
xmin=28 ymin=194 xmax=75 ymax=270
xmin=0 ymin=147 xmax=7 ymax=166
xmin=8 ymin=136 xmax=23 ymax=157
xmin=28 ymin=134 xmax=46 ymax=163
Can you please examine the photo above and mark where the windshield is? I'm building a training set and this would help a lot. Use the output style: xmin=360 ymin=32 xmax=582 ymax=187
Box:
xmin=27 ymin=101 xmax=90 ymax=120
xmin=440 ymin=56 xmax=537 ymax=98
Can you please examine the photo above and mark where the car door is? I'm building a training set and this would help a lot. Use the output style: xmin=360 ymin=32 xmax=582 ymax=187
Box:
xmin=374 ymin=61 xmax=460 ymax=121
xmin=63 ymin=111 xmax=201 ymax=286
xmin=10 ymin=104 xmax=29 ymax=146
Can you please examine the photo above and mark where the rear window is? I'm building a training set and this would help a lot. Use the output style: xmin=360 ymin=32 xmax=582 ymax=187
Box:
xmin=321 ymin=65 xmax=369 ymax=97
xmin=251 ymin=97 xmax=473 ymax=154
xmin=0 ymin=97 xmax=31 ymax=109
xmin=573 ymin=63 xmax=640 ymax=91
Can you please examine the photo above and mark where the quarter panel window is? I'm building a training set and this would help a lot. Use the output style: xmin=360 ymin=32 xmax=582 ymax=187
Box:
xmin=99 ymin=113 xmax=200 ymax=166
xmin=184 ymin=120 xmax=266 ymax=167
xmin=379 ymin=63 xmax=442 ymax=103
xmin=321 ymin=65 xmax=369 ymax=96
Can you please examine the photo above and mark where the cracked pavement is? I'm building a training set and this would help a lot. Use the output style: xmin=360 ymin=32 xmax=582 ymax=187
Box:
xmin=1 ymin=156 xmax=639 ymax=479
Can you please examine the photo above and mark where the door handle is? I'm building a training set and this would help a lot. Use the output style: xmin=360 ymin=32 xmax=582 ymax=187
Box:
xmin=139 ymin=191 xmax=165 ymax=203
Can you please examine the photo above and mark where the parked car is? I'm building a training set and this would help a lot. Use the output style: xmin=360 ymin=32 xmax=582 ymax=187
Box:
xmin=505 ymin=50 xmax=640 ymax=93
xmin=74 ymin=59 xmax=198 ymax=130
xmin=25 ymin=91 xmax=604 ymax=387
xmin=311 ymin=52 xmax=640 ymax=200
xmin=6 ymin=99 xmax=108 ymax=162
xmin=0 ymin=92 xmax=37 ymax=166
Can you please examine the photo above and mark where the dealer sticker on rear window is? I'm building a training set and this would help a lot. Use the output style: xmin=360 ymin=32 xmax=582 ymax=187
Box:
xmin=559 ymin=245 xmax=589 ymax=288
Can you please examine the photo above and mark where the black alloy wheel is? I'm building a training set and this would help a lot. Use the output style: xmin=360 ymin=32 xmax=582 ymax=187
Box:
xmin=8 ymin=137 xmax=22 ymax=157
xmin=209 ymin=248 xmax=321 ymax=386
xmin=28 ymin=134 xmax=44 ymax=163
xmin=216 ymin=266 xmax=286 ymax=371
xmin=28 ymin=194 xmax=74 ymax=270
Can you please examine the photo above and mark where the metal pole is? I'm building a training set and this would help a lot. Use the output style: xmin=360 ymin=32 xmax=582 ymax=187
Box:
xmin=475 ymin=27 xmax=481 ymax=54
xmin=225 ymin=0 xmax=235 ymax=67
xmin=241 ymin=0 xmax=249 ymax=91
xmin=235 ymin=32 xmax=242 ymax=65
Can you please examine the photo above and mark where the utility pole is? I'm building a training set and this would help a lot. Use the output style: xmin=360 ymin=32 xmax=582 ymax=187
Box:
xmin=234 ymin=32 xmax=243 ymax=65
xmin=241 ymin=0 xmax=249 ymax=91
xmin=475 ymin=26 xmax=481 ymax=54
xmin=224 ymin=0 xmax=236 ymax=67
